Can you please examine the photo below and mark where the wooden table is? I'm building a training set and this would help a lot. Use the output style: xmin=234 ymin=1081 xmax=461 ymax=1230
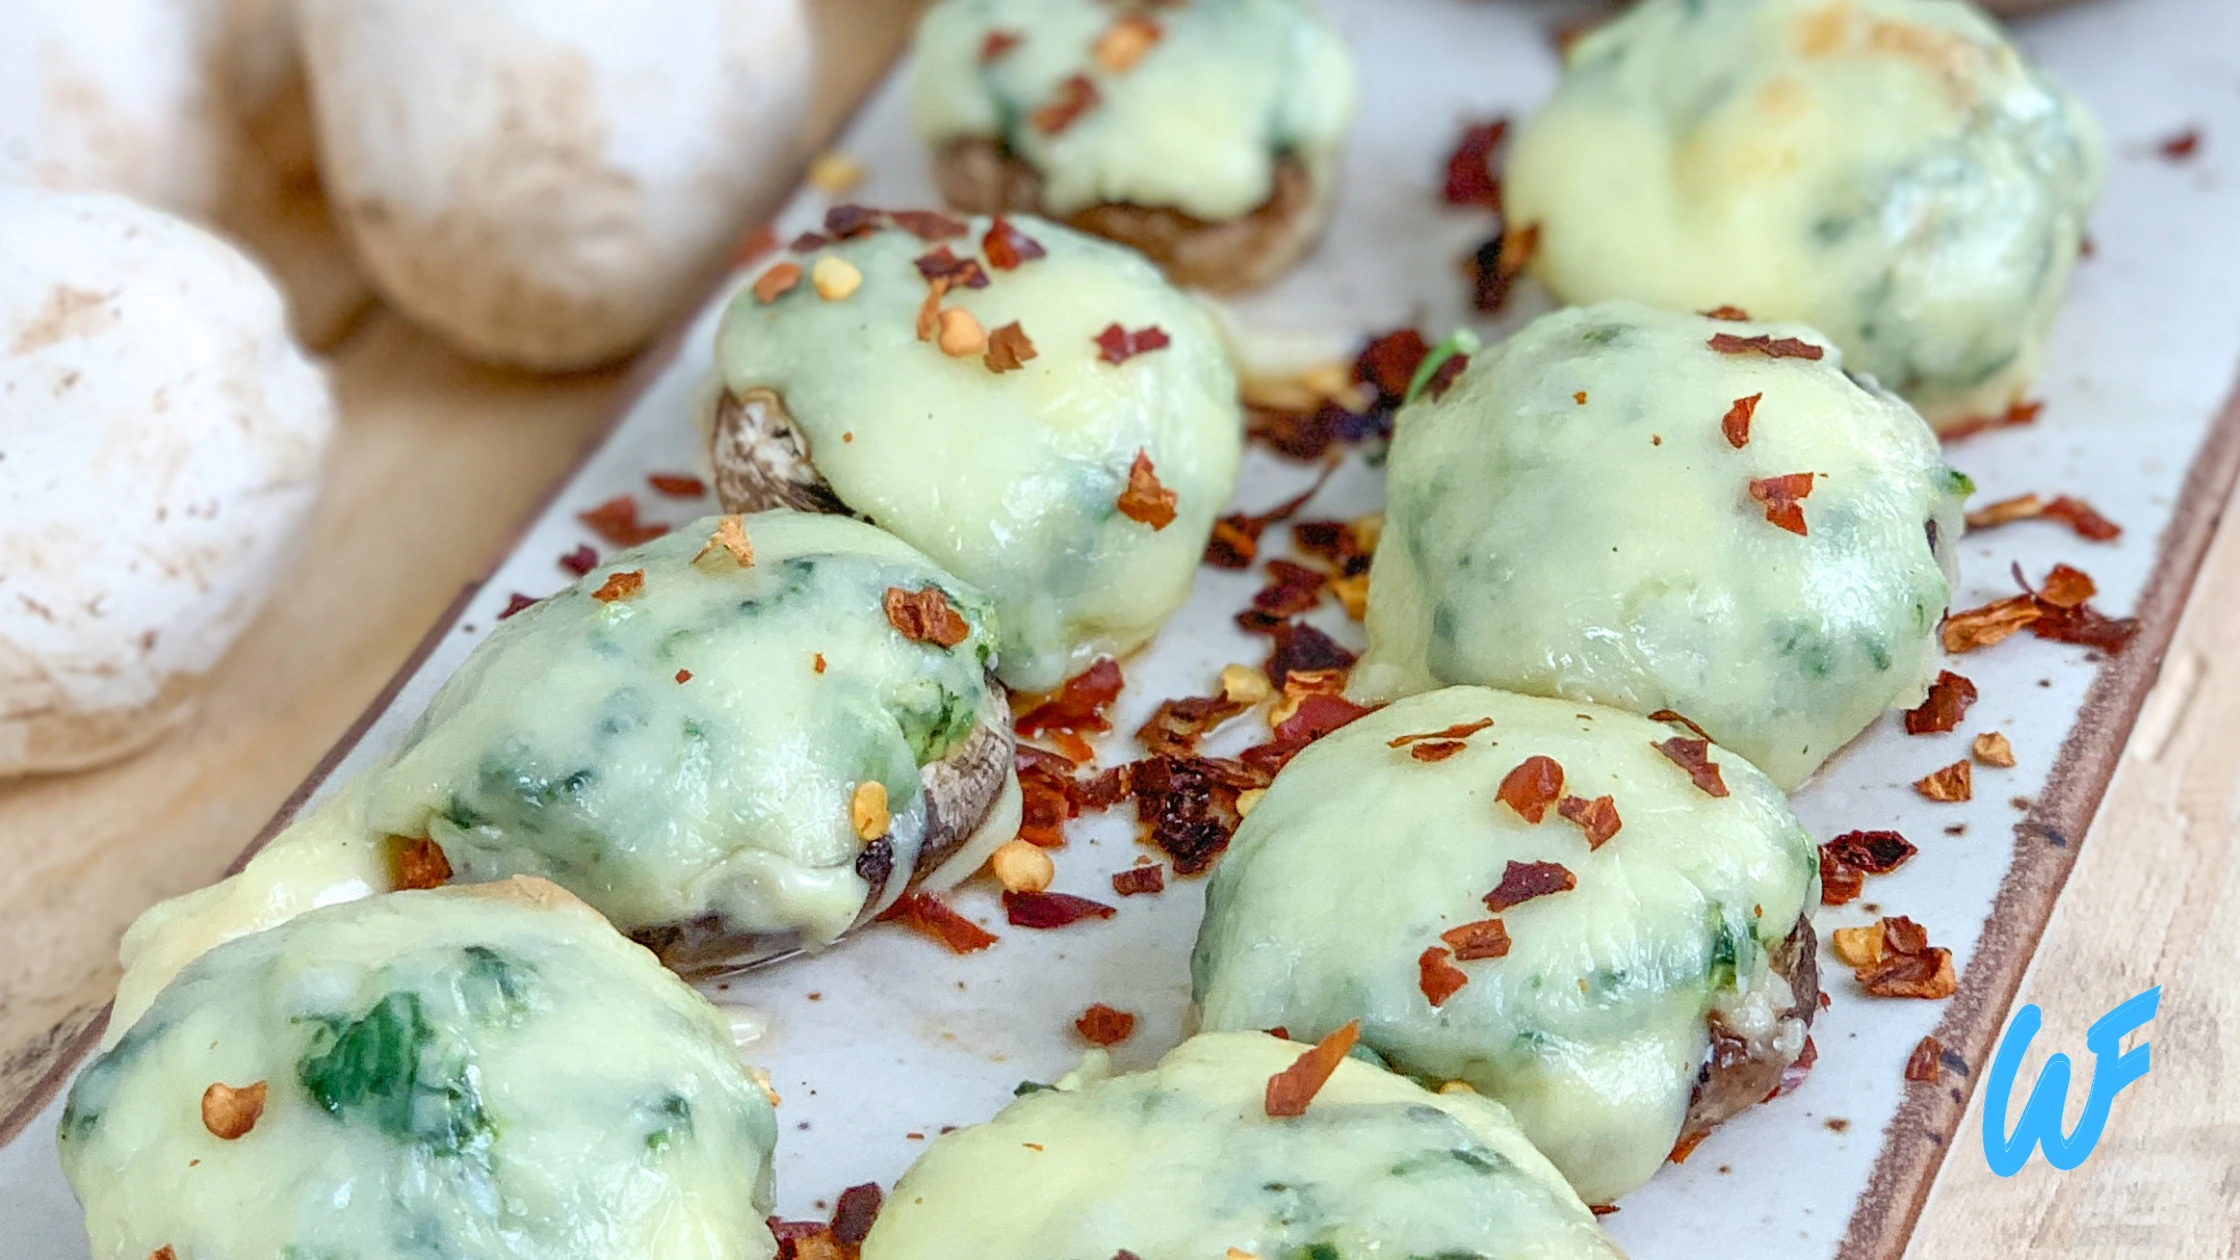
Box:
xmin=2 ymin=2 xmax=2233 ymax=1254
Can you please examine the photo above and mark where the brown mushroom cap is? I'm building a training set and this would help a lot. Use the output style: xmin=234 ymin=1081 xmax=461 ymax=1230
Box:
xmin=709 ymin=386 xmax=852 ymax=517
xmin=1677 ymin=913 xmax=1821 ymax=1146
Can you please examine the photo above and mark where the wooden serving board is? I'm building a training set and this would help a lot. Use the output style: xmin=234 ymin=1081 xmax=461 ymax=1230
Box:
xmin=6 ymin=0 xmax=2240 ymax=1255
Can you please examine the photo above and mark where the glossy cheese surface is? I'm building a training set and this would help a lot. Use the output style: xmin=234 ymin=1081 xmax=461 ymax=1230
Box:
xmin=1354 ymin=301 xmax=1965 ymax=789
xmin=715 ymin=216 xmax=1241 ymax=693
xmin=62 ymin=880 xmax=781 ymax=1260
xmin=1505 ymin=0 xmax=2102 ymax=427
xmin=861 ymin=1031 xmax=1623 ymax=1260
xmin=911 ymin=0 xmax=1356 ymax=220
xmin=1193 ymin=688 xmax=1819 ymax=1203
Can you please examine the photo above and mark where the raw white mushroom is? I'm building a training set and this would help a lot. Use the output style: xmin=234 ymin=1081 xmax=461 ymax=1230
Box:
xmin=299 ymin=0 xmax=815 ymax=371
xmin=0 ymin=188 xmax=335 ymax=776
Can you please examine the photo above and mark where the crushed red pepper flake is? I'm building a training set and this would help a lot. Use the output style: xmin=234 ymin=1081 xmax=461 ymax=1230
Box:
xmin=1016 ymin=745 xmax=1085 ymax=847
xmin=1722 ymin=393 xmax=1762 ymax=449
xmin=983 ymin=216 xmax=1048 ymax=270
xmin=1016 ymin=659 xmax=1125 ymax=740
xmin=647 ymin=472 xmax=706 ymax=498
xmin=559 ymin=544 xmax=598 ymax=576
xmin=592 ymin=569 xmax=646 ymax=603
xmin=2031 ymin=600 xmax=2141 ymax=654
xmin=1669 ymin=1130 xmax=1710 ymax=1165
xmin=1242 ymin=693 xmax=1371 ymax=777
xmin=1826 ymin=830 xmax=1917 ymax=875
xmin=1648 ymin=709 xmax=1713 ymax=742
xmin=916 ymin=277 xmax=952 ymax=342
xmin=1112 ymin=863 xmax=1166 ymax=896
xmin=1094 ymin=14 xmax=1163 ymax=71
xmin=1419 ymin=946 xmax=1471 ymax=1006
xmin=1484 ymin=859 xmax=1576 ymax=912
xmin=1389 ymin=718 xmax=1494 ymax=748
xmin=1915 ymin=760 xmax=1972 ymax=802
xmin=832 ymin=1184 xmax=884 ymax=1247
xmin=1091 ymin=754 xmax=1264 ymax=873
xmin=1265 ymin=1020 xmax=1361 ymax=1116
xmin=1941 ymin=398 xmax=2043 ymax=441
xmin=1441 ymin=918 xmax=1513 ymax=961
xmin=788 ymin=231 xmax=830 ymax=254
xmin=200 ymin=1081 xmax=266 ymax=1140
xmin=578 ymin=495 xmax=668 ymax=547
xmin=1443 ymin=118 xmax=1509 ymax=209
xmin=1556 ymin=794 xmax=1622 ymax=849
xmin=754 ymin=261 xmax=804 ymax=303
xmin=1424 ymin=352 xmax=1470 ymax=402
xmin=1702 ymin=305 xmax=1752 ymax=321
xmin=1465 ymin=225 xmax=1536 ymax=314
xmin=1851 ymin=917 xmax=1957 ymax=999
xmin=824 ymin=204 xmax=882 ymax=239
xmin=1136 ymin=692 xmax=1250 ymax=757
xmin=1006 ymin=890 xmax=1116 ymax=928
xmin=889 ymin=209 xmax=968 ymax=242
xmin=2159 ymin=126 xmax=2203 ymax=161
xmin=1653 ymin=738 xmax=1730 ymax=797
xmin=1116 ymin=450 xmax=1179 ymax=529
xmin=1204 ymin=471 xmax=1333 ymax=569
xmin=880 ymin=893 xmax=998 ymax=953
xmin=1261 ymin=621 xmax=1356 ymax=684
xmin=914 ymin=246 xmax=990 ymax=290
xmin=1031 ymin=74 xmax=1101 ymax=134
xmin=1250 ymin=558 xmax=1328 ymax=619
xmin=984 ymin=321 xmax=1038 ymax=373
xmin=1495 ymin=755 xmax=1565 ymax=823
xmin=1904 ymin=670 xmax=1978 ymax=734
xmin=2038 ymin=563 xmax=2096 ymax=609
xmin=1708 ymin=332 xmax=1824 ymax=360
xmin=1410 ymin=740 xmax=1469 ymax=763
xmin=1096 ymin=323 xmax=1172 ymax=365
xmin=1964 ymin=493 xmax=2121 ymax=541
xmin=980 ymin=28 xmax=1024 ymax=63
xmin=1906 ymin=1035 xmax=1945 ymax=1083
xmin=675 ymin=669 xmax=692 ymax=684
xmin=733 ymin=224 xmax=778 ymax=265
xmin=883 ymin=586 xmax=971 ymax=648
xmin=390 ymin=835 xmax=451 ymax=890
xmin=1748 ymin=472 xmax=1816 ymax=536
xmin=499 ymin=593 xmax=537 ymax=620
xmin=1820 ymin=850 xmax=1865 ymax=906
xmin=1076 ymin=1003 xmax=1137 ymax=1046
xmin=1359 ymin=329 xmax=1432 ymax=402
xmin=1941 ymin=595 xmax=2043 ymax=652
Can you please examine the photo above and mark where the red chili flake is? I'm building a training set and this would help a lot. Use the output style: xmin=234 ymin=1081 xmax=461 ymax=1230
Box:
xmin=1016 ymin=658 xmax=1126 ymax=738
xmin=732 ymin=224 xmax=778 ymax=265
xmin=1261 ymin=621 xmax=1356 ymax=685
xmin=831 ymin=1184 xmax=884 ymax=1247
xmin=753 ymin=261 xmax=803 ymax=303
xmin=578 ymin=495 xmax=668 ymax=547
xmin=1110 ymin=754 xmax=1265 ymax=873
xmin=1442 ymin=119 xmax=1509 ymax=209
xmin=1264 ymin=1020 xmax=1361 ymax=1116
xmin=558 ymin=544 xmax=598 ymax=576
xmin=1941 ymin=595 xmax=2044 ymax=653
xmin=1016 ymin=745 xmax=1085 ymax=847
xmin=788 ymin=231 xmax=830 ymax=253
xmin=1116 ymin=450 xmax=1178 ymax=530
xmin=1556 ymin=794 xmax=1622 ymax=849
xmin=1819 ymin=851 xmax=1865 ymax=906
xmin=1483 ymin=859 xmax=1576 ymax=912
xmin=983 ymin=216 xmax=1048 ymax=270
xmin=889 ymin=209 xmax=968 ymax=242
xmin=1904 ymin=670 xmax=1978 ymax=735
xmin=1856 ymin=925 xmax=1957 ymax=1000
xmin=1136 ymin=693 xmax=1249 ymax=758
xmin=1495 ymin=755 xmax=1564 ymax=823
xmin=1648 ymin=709 xmax=1714 ymax=742
xmin=1096 ymin=323 xmax=1172 ymax=365
xmin=984 ymin=321 xmax=1038 ymax=373
xmin=647 ymin=472 xmax=707 ymax=498
xmin=2159 ymin=126 xmax=2203 ymax=161
xmin=1653 ymin=738 xmax=1729 ymax=797
xmin=1702 ymin=305 xmax=1752 ymax=321
xmin=915 ymin=277 xmax=952 ymax=342
xmin=1204 ymin=471 xmax=1333 ymax=569
xmin=1076 ymin=1003 xmax=1136 ymax=1046
xmin=1590 ymin=1204 xmax=1621 ymax=1218
xmin=499 ymin=593 xmax=537 ymax=620
xmin=1708 ymin=332 xmax=1824 ymax=360
xmin=1964 ymin=492 xmax=2121 ymax=541
xmin=675 ymin=669 xmax=692 ymax=684
xmin=824 ymin=204 xmax=882 ymax=239
xmin=1941 ymin=398 xmax=2043 ymax=441
xmin=1440 ymin=918 xmax=1513 ymax=961
xmin=1005 ymin=890 xmax=1116 ymax=928
xmin=883 ymin=585 xmax=972 ymax=648
xmin=1388 ymin=718 xmax=1494 ymax=748
xmin=2031 ymin=600 xmax=2141 ymax=654
xmin=879 ymin=893 xmax=998 ymax=953
xmin=980 ymin=29 xmax=1023 ymax=63
xmin=1031 ymin=74 xmax=1101 ymax=135
xmin=1241 ymin=693 xmax=1371 ymax=777
xmin=1464 ymin=226 xmax=1535 ymax=315
xmin=391 ymin=836 xmax=452 ymax=890
xmin=1251 ymin=559 xmax=1328 ymax=618
xmin=591 ymin=570 xmax=645 ymax=603
xmin=1827 ymin=830 xmax=1917 ymax=874
xmin=1748 ymin=472 xmax=1815 ymax=536
xmin=1291 ymin=513 xmax=1373 ymax=576
xmin=1424 ymin=353 xmax=1470 ymax=402
xmin=1112 ymin=863 xmax=1165 ymax=896
xmin=1410 ymin=741 xmax=1468 ymax=763
xmin=1906 ymin=1035 xmax=1945 ymax=1083
xmin=2038 ymin=563 xmax=2095 ymax=609
xmin=1722 ymin=393 xmax=1762 ymax=449
xmin=1669 ymin=1130 xmax=1710 ymax=1164
xmin=813 ymin=653 xmax=827 ymax=674
xmin=1418 ymin=946 xmax=1471 ymax=1006
xmin=1358 ymin=329 xmax=1433 ymax=404
xmin=914 ymin=246 xmax=990 ymax=290
xmin=1914 ymin=760 xmax=1972 ymax=802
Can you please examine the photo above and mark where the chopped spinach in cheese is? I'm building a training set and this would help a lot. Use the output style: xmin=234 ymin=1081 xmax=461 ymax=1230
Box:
xmin=911 ymin=0 xmax=1356 ymax=221
xmin=1506 ymin=0 xmax=2102 ymax=427
xmin=1192 ymin=688 xmax=1819 ymax=1204
xmin=859 ymin=1032 xmax=1622 ymax=1260
xmin=60 ymin=880 xmax=780 ymax=1260
xmin=713 ymin=217 xmax=1241 ymax=693
xmin=1353 ymin=301 xmax=1964 ymax=790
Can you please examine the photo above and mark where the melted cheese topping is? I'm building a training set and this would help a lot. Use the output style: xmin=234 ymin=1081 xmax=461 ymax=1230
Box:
xmin=108 ymin=511 xmax=1006 ymax=1044
xmin=1505 ymin=0 xmax=2102 ymax=427
xmin=714 ymin=217 xmax=1241 ymax=693
xmin=63 ymin=881 xmax=780 ymax=1260
xmin=1353 ymin=301 xmax=1964 ymax=790
xmin=1192 ymin=688 xmax=1819 ymax=1204
xmin=911 ymin=0 xmax=1356 ymax=221
xmin=861 ymin=1032 xmax=1622 ymax=1260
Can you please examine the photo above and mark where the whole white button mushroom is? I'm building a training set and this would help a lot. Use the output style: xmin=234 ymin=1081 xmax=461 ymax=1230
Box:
xmin=299 ymin=0 xmax=815 ymax=371
xmin=0 ymin=188 xmax=335 ymax=777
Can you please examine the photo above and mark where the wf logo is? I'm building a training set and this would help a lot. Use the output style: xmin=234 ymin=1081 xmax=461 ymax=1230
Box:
xmin=1981 ymin=986 xmax=2160 ymax=1176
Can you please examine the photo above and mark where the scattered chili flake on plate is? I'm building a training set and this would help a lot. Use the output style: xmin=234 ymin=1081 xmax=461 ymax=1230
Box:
xmin=1016 ymin=745 xmax=1084 ymax=847
xmin=1722 ymin=393 xmax=1761 ymax=449
xmin=1441 ymin=918 xmax=1513 ymax=961
xmin=1941 ymin=398 xmax=2043 ymax=441
xmin=1653 ymin=737 xmax=1729 ymax=797
xmin=1914 ymin=760 xmax=1972 ymax=802
xmin=1264 ymin=1020 xmax=1361 ymax=1117
xmin=1747 ymin=472 xmax=1815 ymax=536
xmin=823 ymin=203 xmax=881 ymax=239
xmin=1418 ymin=946 xmax=1470 ymax=1007
xmin=578 ymin=495 xmax=667 ymax=547
xmin=390 ymin=836 xmax=452 ymax=891
xmin=1260 ymin=620 xmax=1356 ymax=684
xmin=1941 ymin=595 xmax=2043 ymax=652
xmin=2159 ymin=125 xmax=2203 ymax=161
xmin=647 ymin=472 xmax=706 ymax=498
xmin=1464 ymin=225 xmax=1537 ymax=314
xmin=1906 ymin=1035 xmax=1944 ymax=1083
xmin=1136 ymin=692 xmax=1250 ymax=757
xmin=1964 ymin=492 xmax=2121 ymax=541
xmin=1973 ymin=731 xmax=2016 ymax=767
xmin=1484 ymin=859 xmax=1575 ymax=912
xmin=880 ymin=893 xmax=998 ymax=953
xmin=1826 ymin=830 xmax=1917 ymax=875
xmin=1495 ymin=755 xmax=1564 ymax=823
xmin=1556 ymin=794 xmax=1621 ymax=849
xmin=1004 ymin=890 xmax=1117 ymax=929
xmin=1242 ymin=693 xmax=1370 ymax=777
xmin=1016 ymin=658 xmax=1126 ymax=739
xmin=1819 ymin=850 xmax=1865 ymax=906
xmin=1112 ymin=863 xmax=1165 ymax=896
xmin=1442 ymin=118 xmax=1508 ymax=209
xmin=832 ymin=1184 xmax=884 ymax=1247
xmin=1096 ymin=323 xmax=1172 ymax=365
xmin=1903 ymin=670 xmax=1978 ymax=734
xmin=753 ymin=261 xmax=803 ymax=303
xmin=1850 ymin=917 xmax=1957 ymax=1000
xmin=1031 ymin=74 xmax=1100 ymax=134
xmin=1076 ymin=1003 xmax=1137 ymax=1046
xmin=559 ymin=544 xmax=598 ymax=576
xmin=498 ymin=593 xmax=537 ymax=620
xmin=914 ymin=245 xmax=989 ymax=290
xmin=592 ymin=569 xmax=645 ymax=603
xmin=883 ymin=585 xmax=971 ymax=648
xmin=2038 ymin=563 xmax=2096 ymax=609
xmin=890 ymin=209 xmax=968 ymax=241
xmin=1204 ymin=471 xmax=1334 ymax=569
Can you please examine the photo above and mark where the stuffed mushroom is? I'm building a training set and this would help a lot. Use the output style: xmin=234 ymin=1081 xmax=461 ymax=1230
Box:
xmin=109 ymin=510 xmax=1018 ymax=1033
xmin=910 ymin=0 xmax=1356 ymax=292
xmin=1505 ymin=0 xmax=2102 ymax=428
xmin=1352 ymin=301 xmax=1965 ymax=790
xmin=1193 ymin=687 xmax=1821 ymax=1205
xmin=62 ymin=877 xmax=782 ymax=1260
xmin=710 ymin=209 xmax=1242 ymax=694
xmin=860 ymin=1031 xmax=1624 ymax=1260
